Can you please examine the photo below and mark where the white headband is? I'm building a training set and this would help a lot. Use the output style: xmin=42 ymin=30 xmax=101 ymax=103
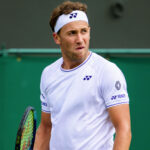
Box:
xmin=54 ymin=10 xmax=89 ymax=33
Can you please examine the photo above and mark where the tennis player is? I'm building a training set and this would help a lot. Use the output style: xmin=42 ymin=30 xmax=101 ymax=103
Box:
xmin=33 ymin=1 xmax=131 ymax=150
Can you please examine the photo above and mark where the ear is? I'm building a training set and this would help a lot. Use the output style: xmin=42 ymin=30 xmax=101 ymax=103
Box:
xmin=53 ymin=33 xmax=61 ymax=45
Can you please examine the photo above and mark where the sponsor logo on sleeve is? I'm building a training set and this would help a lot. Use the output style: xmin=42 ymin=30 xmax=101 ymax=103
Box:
xmin=111 ymin=94 xmax=126 ymax=100
xmin=41 ymin=93 xmax=45 ymax=99
xmin=115 ymin=81 xmax=121 ymax=90
xmin=42 ymin=102 xmax=47 ymax=106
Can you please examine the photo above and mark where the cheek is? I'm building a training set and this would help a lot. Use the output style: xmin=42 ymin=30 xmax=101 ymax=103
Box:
xmin=83 ymin=33 xmax=90 ymax=41
xmin=84 ymin=36 xmax=90 ymax=44
xmin=62 ymin=38 xmax=74 ymax=47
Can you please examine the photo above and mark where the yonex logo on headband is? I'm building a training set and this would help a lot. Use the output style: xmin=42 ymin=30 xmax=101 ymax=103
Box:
xmin=54 ymin=10 xmax=89 ymax=33
xmin=69 ymin=13 xmax=78 ymax=19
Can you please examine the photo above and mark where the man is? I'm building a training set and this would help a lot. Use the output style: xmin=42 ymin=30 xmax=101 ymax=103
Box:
xmin=34 ymin=1 xmax=131 ymax=150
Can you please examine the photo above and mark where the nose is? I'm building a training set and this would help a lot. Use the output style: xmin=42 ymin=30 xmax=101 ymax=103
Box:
xmin=76 ymin=34 xmax=83 ymax=44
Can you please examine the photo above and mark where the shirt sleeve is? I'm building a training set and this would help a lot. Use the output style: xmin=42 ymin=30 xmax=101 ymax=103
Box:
xmin=101 ymin=62 xmax=129 ymax=108
xmin=40 ymin=69 xmax=51 ymax=113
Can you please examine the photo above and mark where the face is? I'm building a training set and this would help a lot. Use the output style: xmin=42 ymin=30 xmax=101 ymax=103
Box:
xmin=53 ymin=21 xmax=90 ymax=64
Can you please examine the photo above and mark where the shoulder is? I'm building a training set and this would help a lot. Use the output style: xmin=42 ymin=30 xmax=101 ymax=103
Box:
xmin=103 ymin=61 xmax=124 ymax=80
xmin=91 ymin=52 xmax=109 ymax=64
xmin=91 ymin=52 xmax=126 ymax=87
xmin=91 ymin=52 xmax=120 ymax=74
xmin=100 ymin=59 xmax=127 ymax=94
xmin=91 ymin=52 xmax=122 ymax=74
xmin=41 ymin=57 xmax=63 ymax=78
xmin=40 ymin=57 xmax=62 ymax=91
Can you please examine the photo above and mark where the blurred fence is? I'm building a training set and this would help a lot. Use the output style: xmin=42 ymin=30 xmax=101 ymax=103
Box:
xmin=0 ymin=49 xmax=150 ymax=150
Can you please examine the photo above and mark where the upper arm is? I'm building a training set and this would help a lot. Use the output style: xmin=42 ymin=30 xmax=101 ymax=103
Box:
xmin=108 ymin=104 xmax=132 ymax=150
xmin=108 ymin=104 xmax=131 ymax=131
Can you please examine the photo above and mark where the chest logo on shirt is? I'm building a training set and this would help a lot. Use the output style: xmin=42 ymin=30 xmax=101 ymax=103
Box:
xmin=83 ymin=75 xmax=92 ymax=80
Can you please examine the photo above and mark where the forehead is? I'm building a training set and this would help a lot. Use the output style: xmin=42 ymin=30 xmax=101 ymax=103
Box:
xmin=60 ymin=21 xmax=89 ymax=32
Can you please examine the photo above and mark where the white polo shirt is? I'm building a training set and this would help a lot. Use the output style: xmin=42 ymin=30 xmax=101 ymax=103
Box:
xmin=40 ymin=52 xmax=129 ymax=150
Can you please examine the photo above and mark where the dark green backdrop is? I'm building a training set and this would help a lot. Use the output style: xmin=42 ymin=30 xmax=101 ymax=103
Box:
xmin=1 ymin=0 xmax=150 ymax=48
xmin=0 ymin=49 xmax=150 ymax=149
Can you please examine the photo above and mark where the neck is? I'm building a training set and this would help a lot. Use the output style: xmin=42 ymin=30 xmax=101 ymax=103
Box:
xmin=62 ymin=51 xmax=90 ymax=70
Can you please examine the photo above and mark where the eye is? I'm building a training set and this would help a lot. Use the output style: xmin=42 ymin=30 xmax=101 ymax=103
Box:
xmin=68 ymin=30 xmax=76 ymax=35
xmin=81 ymin=28 xmax=88 ymax=34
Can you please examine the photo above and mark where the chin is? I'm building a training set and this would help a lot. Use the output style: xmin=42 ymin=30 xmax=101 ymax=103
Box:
xmin=75 ymin=51 xmax=88 ymax=61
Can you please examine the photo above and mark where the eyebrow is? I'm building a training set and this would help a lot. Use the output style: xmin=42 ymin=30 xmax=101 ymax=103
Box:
xmin=67 ymin=26 xmax=89 ymax=32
